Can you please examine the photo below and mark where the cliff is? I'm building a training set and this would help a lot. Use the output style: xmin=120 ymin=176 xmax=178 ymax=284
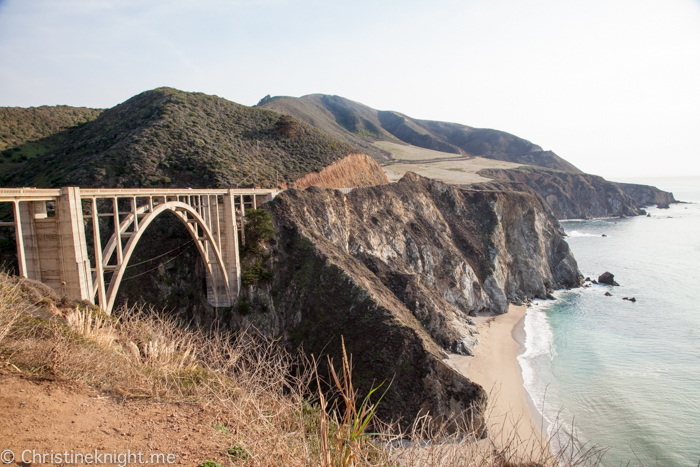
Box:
xmin=614 ymin=182 xmax=677 ymax=207
xmin=293 ymin=153 xmax=389 ymax=189
xmin=235 ymin=173 xmax=581 ymax=428
xmin=479 ymin=167 xmax=646 ymax=219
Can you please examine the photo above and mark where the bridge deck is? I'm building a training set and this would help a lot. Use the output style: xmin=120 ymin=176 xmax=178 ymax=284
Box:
xmin=0 ymin=187 xmax=279 ymax=202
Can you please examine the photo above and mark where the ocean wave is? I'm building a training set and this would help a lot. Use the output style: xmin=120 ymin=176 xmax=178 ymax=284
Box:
xmin=518 ymin=298 xmax=575 ymax=448
xmin=517 ymin=306 xmax=556 ymax=431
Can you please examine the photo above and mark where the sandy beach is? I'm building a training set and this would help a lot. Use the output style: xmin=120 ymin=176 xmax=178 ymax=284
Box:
xmin=447 ymin=304 xmax=548 ymax=454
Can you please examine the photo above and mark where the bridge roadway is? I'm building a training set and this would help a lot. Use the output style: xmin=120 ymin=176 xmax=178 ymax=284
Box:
xmin=0 ymin=187 xmax=279 ymax=313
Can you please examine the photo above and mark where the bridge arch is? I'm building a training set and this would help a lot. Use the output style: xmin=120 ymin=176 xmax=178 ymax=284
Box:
xmin=103 ymin=201 xmax=231 ymax=313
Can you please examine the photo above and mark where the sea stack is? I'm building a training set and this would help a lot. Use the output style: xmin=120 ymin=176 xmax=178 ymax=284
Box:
xmin=598 ymin=272 xmax=620 ymax=286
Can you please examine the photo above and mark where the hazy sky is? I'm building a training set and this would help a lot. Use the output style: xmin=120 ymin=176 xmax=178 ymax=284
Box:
xmin=1 ymin=0 xmax=699 ymax=179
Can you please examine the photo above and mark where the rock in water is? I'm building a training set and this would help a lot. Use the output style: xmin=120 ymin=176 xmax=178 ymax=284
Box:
xmin=598 ymin=271 xmax=620 ymax=286
xmin=604 ymin=291 xmax=613 ymax=296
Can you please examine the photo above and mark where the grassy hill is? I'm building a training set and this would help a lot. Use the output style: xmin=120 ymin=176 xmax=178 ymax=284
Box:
xmin=257 ymin=94 xmax=581 ymax=173
xmin=0 ymin=106 xmax=103 ymax=177
xmin=2 ymin=88 xmax=357 ymax=189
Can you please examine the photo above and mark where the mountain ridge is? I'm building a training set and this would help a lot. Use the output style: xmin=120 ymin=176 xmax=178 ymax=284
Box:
xmin=257 ymin=93 xmax=582 ymax=173
xmin=2 ymin=88 xmax=370 ymax=189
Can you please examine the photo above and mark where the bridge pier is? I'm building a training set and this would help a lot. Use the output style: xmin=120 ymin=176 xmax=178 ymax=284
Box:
xmin=15 ymin=188 xmax=92 ymax=300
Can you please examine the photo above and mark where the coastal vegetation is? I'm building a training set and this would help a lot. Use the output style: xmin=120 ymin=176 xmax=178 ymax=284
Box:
xmin=0 ymin=105 xmax=102 ymax=176
xmin=0 ymin=105 xmax=102 ymax=151
xmin=240 ymin=208 xmax=275 ymax=287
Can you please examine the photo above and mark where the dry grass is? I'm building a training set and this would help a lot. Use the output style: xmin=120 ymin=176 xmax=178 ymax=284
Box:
xmin=0 ymin=272 xmax=602 ymax=467
xmin=0 ymin=280 xmax=25 ymax=344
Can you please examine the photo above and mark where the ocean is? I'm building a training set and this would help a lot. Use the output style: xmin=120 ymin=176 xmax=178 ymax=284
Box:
xmin=518 ymin=176 xmax=700 ymax=466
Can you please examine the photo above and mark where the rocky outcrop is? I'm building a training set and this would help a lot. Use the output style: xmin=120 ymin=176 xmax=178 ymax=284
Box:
xmin=293 ymin=153 xmax=389 ymax=189
xmin=614 ymin=182 xmax=676 ymax=207
xmin=237 ymin=172 xmax=581 ymax=429
xmin=598 ymin=271 xmax=619 ymax=286
xmin=478 ymin=167 xmax=645 ymax=219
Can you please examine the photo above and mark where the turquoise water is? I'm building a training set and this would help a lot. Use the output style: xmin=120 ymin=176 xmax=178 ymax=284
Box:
xmin=519 ymin=177 xmax=700 ymax=466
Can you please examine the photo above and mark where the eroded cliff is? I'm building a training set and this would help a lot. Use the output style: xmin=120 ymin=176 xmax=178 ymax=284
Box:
xmin=614 ymin=182 xmax=677 ymax=207
xmin=236 ymin=173 xmax=581 ymax=428
xmin=479 ymin=167 xmax=647 ymax=219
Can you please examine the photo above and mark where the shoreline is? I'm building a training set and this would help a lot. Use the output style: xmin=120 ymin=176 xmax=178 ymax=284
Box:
xmin=512 ymin=307 xmax=550 ymax=438
xmin=447 ymin=304 xmax=548 ymax=453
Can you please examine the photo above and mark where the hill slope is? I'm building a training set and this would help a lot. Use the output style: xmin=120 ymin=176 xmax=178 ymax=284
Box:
xmin=3 ymin=88 xmax=369 ymax=189
xmin=0 ymin=106 xmax=103 ymax=177
xmin=0 ymin=105 xmax=103 ymax=151
xmin=257 ymin=94 xmax=581 ymax=172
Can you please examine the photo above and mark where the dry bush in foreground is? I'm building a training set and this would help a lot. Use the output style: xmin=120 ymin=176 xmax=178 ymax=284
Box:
xmin=0 ymin=272 xmax=602 ymax=467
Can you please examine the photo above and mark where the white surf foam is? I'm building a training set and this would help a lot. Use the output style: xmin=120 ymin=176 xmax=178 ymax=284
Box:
xmin=567 ymin=230 xmax=608 ymax=238
xmin=518 ymin=301 xmax=556 ymax=431
xmin=518 ymin=295 xmax=592 ymax=457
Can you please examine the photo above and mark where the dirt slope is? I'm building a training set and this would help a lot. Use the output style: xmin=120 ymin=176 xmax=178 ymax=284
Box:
xmin=0 ymin=371 xmax=234 ymax=466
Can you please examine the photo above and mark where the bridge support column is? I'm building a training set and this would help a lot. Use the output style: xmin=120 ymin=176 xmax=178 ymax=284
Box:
xmin=221 ymin=190 xmax=241 ymax=299
xmin=19 ymin=201 xmax=46 ymax=281
xmin=56 ymin=187 xmax=93 ymax=301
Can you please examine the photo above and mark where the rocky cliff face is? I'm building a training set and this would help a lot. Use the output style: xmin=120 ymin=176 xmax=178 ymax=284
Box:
xmin=293 ymin=153 xmax=389 ymax=189
xmin=236 ymin=173 xmax=581 ymax=428
xmin=479 ymin=167 xmax=646 ymax=219
xmin=614 ymin=182 xmax=677 ymax=207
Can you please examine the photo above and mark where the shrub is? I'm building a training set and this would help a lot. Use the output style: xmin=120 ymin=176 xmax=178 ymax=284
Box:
xmin=243 ymin=209 xmax=274 ymax=251
xmin=241 ymin=258 xmax=273 ymax=287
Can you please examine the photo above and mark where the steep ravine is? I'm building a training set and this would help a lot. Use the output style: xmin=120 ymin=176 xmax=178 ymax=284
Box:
xmin=236 ymin=173 xmax=582 ymax=428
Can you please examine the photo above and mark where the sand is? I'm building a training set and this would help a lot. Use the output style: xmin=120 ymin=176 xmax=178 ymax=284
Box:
xmin=446 ymin=305 xmax=548 ymax=453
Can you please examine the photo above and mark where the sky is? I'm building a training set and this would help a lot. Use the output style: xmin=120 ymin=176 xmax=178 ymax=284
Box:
xmin=1 ymin=0 xmax=699 ymax=179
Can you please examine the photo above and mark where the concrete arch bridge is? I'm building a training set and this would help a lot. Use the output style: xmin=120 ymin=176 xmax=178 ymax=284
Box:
xmin=0 ymin=187 xmax=278 ymax=313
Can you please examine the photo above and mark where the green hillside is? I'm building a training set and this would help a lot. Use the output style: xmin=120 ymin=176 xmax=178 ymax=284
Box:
xmin=258 ymin=94 xmax=581 ymax=173
xmin=3 ymin=88 xmax=356 ymax=189
xmin=0 ymin=105 xmax=103 ymax=176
